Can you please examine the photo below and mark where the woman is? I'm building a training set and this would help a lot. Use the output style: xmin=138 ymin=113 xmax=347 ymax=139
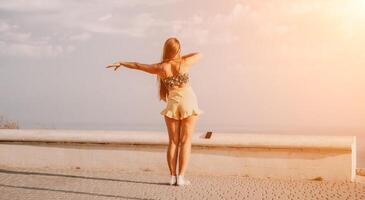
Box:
xmin=106 ymin=37 xmax=203 ymax=186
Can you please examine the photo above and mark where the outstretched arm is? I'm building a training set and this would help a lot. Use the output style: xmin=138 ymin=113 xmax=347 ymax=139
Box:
xmin=106 ymin=61 xmax=163 ymax=75
xmin=181 ymin=52 xmax=202 ymax=66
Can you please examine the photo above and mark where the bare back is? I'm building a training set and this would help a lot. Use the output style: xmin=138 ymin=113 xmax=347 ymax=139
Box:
xmin=158 ymin=60 xmax=191 ymax=90
xmin=159 ymin=52 xmax=201 ymax=78
xmin=159 ymin=60 xmax=188 ymax=78
xmin=158 ymin=52 xmax=201 ymax=90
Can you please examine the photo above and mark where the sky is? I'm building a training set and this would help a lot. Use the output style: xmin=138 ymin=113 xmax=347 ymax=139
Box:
xmin=1 ymin=0 xmax=365 ymax=137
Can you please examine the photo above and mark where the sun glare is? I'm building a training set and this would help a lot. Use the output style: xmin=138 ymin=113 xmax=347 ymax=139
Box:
xmin=347 ymin=0 xmax=365 ymax=18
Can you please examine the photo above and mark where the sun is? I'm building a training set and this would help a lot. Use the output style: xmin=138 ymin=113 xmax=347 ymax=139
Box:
xmin=335 ymin=0 xmax=365 ymax=33
xmin=347 ymin=0 xmax=365 ymax=19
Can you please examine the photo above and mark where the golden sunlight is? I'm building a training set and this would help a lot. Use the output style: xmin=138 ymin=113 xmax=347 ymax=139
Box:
xmin=344 ymin=0 xmax=365 ymax=20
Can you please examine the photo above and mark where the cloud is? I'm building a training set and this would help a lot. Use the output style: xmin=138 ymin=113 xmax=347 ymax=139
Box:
xmin=0 ymin=0 xmax=181 ymax=37
xmin=80 ymin=12 xmax=165 ymax=37
xmin=0 ymin=43 xmax=73 ymax=58
xmin=169 ymin=3 xmax=250 ymax=45
xmin=0 ymin=0 xmax=280 ymax=57
xmin=0 ymin=21 xmax=12 ymax=32
xmin=0 ymin=0 xmax=181 ymax=13
xmin=68 ymin=32 xmax=93 ymax=41
xmin=98 ymin=14 xmax=113 ymax=22
xmin=0 ymin=20 xmax=74 ymax=58
xmin=0 ymin=0 xmax=62 ymax=12
xmin=2 ymin=31 xmax=32 ymax=42
xmin=0 ymin=0 xmax=186 ymax=58
xmin=119 ymin=13 xmax=165 ymax=37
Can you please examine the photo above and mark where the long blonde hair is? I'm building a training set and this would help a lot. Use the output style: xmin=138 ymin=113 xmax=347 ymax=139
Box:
xmin=157 ymin=37 xmax=182 ymax=102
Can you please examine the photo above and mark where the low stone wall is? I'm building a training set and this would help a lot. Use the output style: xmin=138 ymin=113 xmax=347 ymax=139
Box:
xmin=0 ymin=129 xmax=357 ymax=182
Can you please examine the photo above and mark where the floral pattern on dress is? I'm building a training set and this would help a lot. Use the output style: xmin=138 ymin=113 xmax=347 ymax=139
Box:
xmin=162 ymin=73 xmax=189 ymax=88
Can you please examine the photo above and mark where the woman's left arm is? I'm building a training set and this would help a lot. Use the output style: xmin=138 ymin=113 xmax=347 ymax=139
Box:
xmin=106 ymin=61 xmax=163 ymax=75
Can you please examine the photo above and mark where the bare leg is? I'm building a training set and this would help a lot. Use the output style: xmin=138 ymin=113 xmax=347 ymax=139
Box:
xmin=178 ymin=115 xmax=197 ymax=176
xmin=164 ymin=116 xmax=180 ymax=176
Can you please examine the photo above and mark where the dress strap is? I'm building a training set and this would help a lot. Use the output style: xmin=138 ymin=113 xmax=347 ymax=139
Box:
xmin=177 ymin=60 xmax=182 ymax=74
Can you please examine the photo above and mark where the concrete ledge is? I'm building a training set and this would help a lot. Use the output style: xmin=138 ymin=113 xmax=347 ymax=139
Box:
xmin=0 ymin=129 xmax=355 ymax=149
xmin=0 ymin=129 xmax=357 ymax=182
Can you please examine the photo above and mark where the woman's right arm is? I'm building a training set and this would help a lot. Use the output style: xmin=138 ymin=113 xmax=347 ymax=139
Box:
xmin=106 ymin=61 xmax=164 ymax=75
xmin=182 ymin=52 xmax=202 ymax=66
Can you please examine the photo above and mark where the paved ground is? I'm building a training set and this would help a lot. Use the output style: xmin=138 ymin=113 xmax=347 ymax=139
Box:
xmin=0 ymin=166 xmax=364 ymax=200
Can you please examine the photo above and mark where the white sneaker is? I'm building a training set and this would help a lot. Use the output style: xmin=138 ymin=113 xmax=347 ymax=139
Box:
xmin=176 ymin=175 xmax=191 ymax=186
xmin=169 ymin=175 xmax=177 ymax=185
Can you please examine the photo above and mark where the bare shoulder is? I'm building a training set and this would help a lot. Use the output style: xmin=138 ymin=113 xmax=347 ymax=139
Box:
xmin=156 ymin=61 xmax=169 ymax=77
xmin=160 ymin=61 xmax=173 ymax=71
